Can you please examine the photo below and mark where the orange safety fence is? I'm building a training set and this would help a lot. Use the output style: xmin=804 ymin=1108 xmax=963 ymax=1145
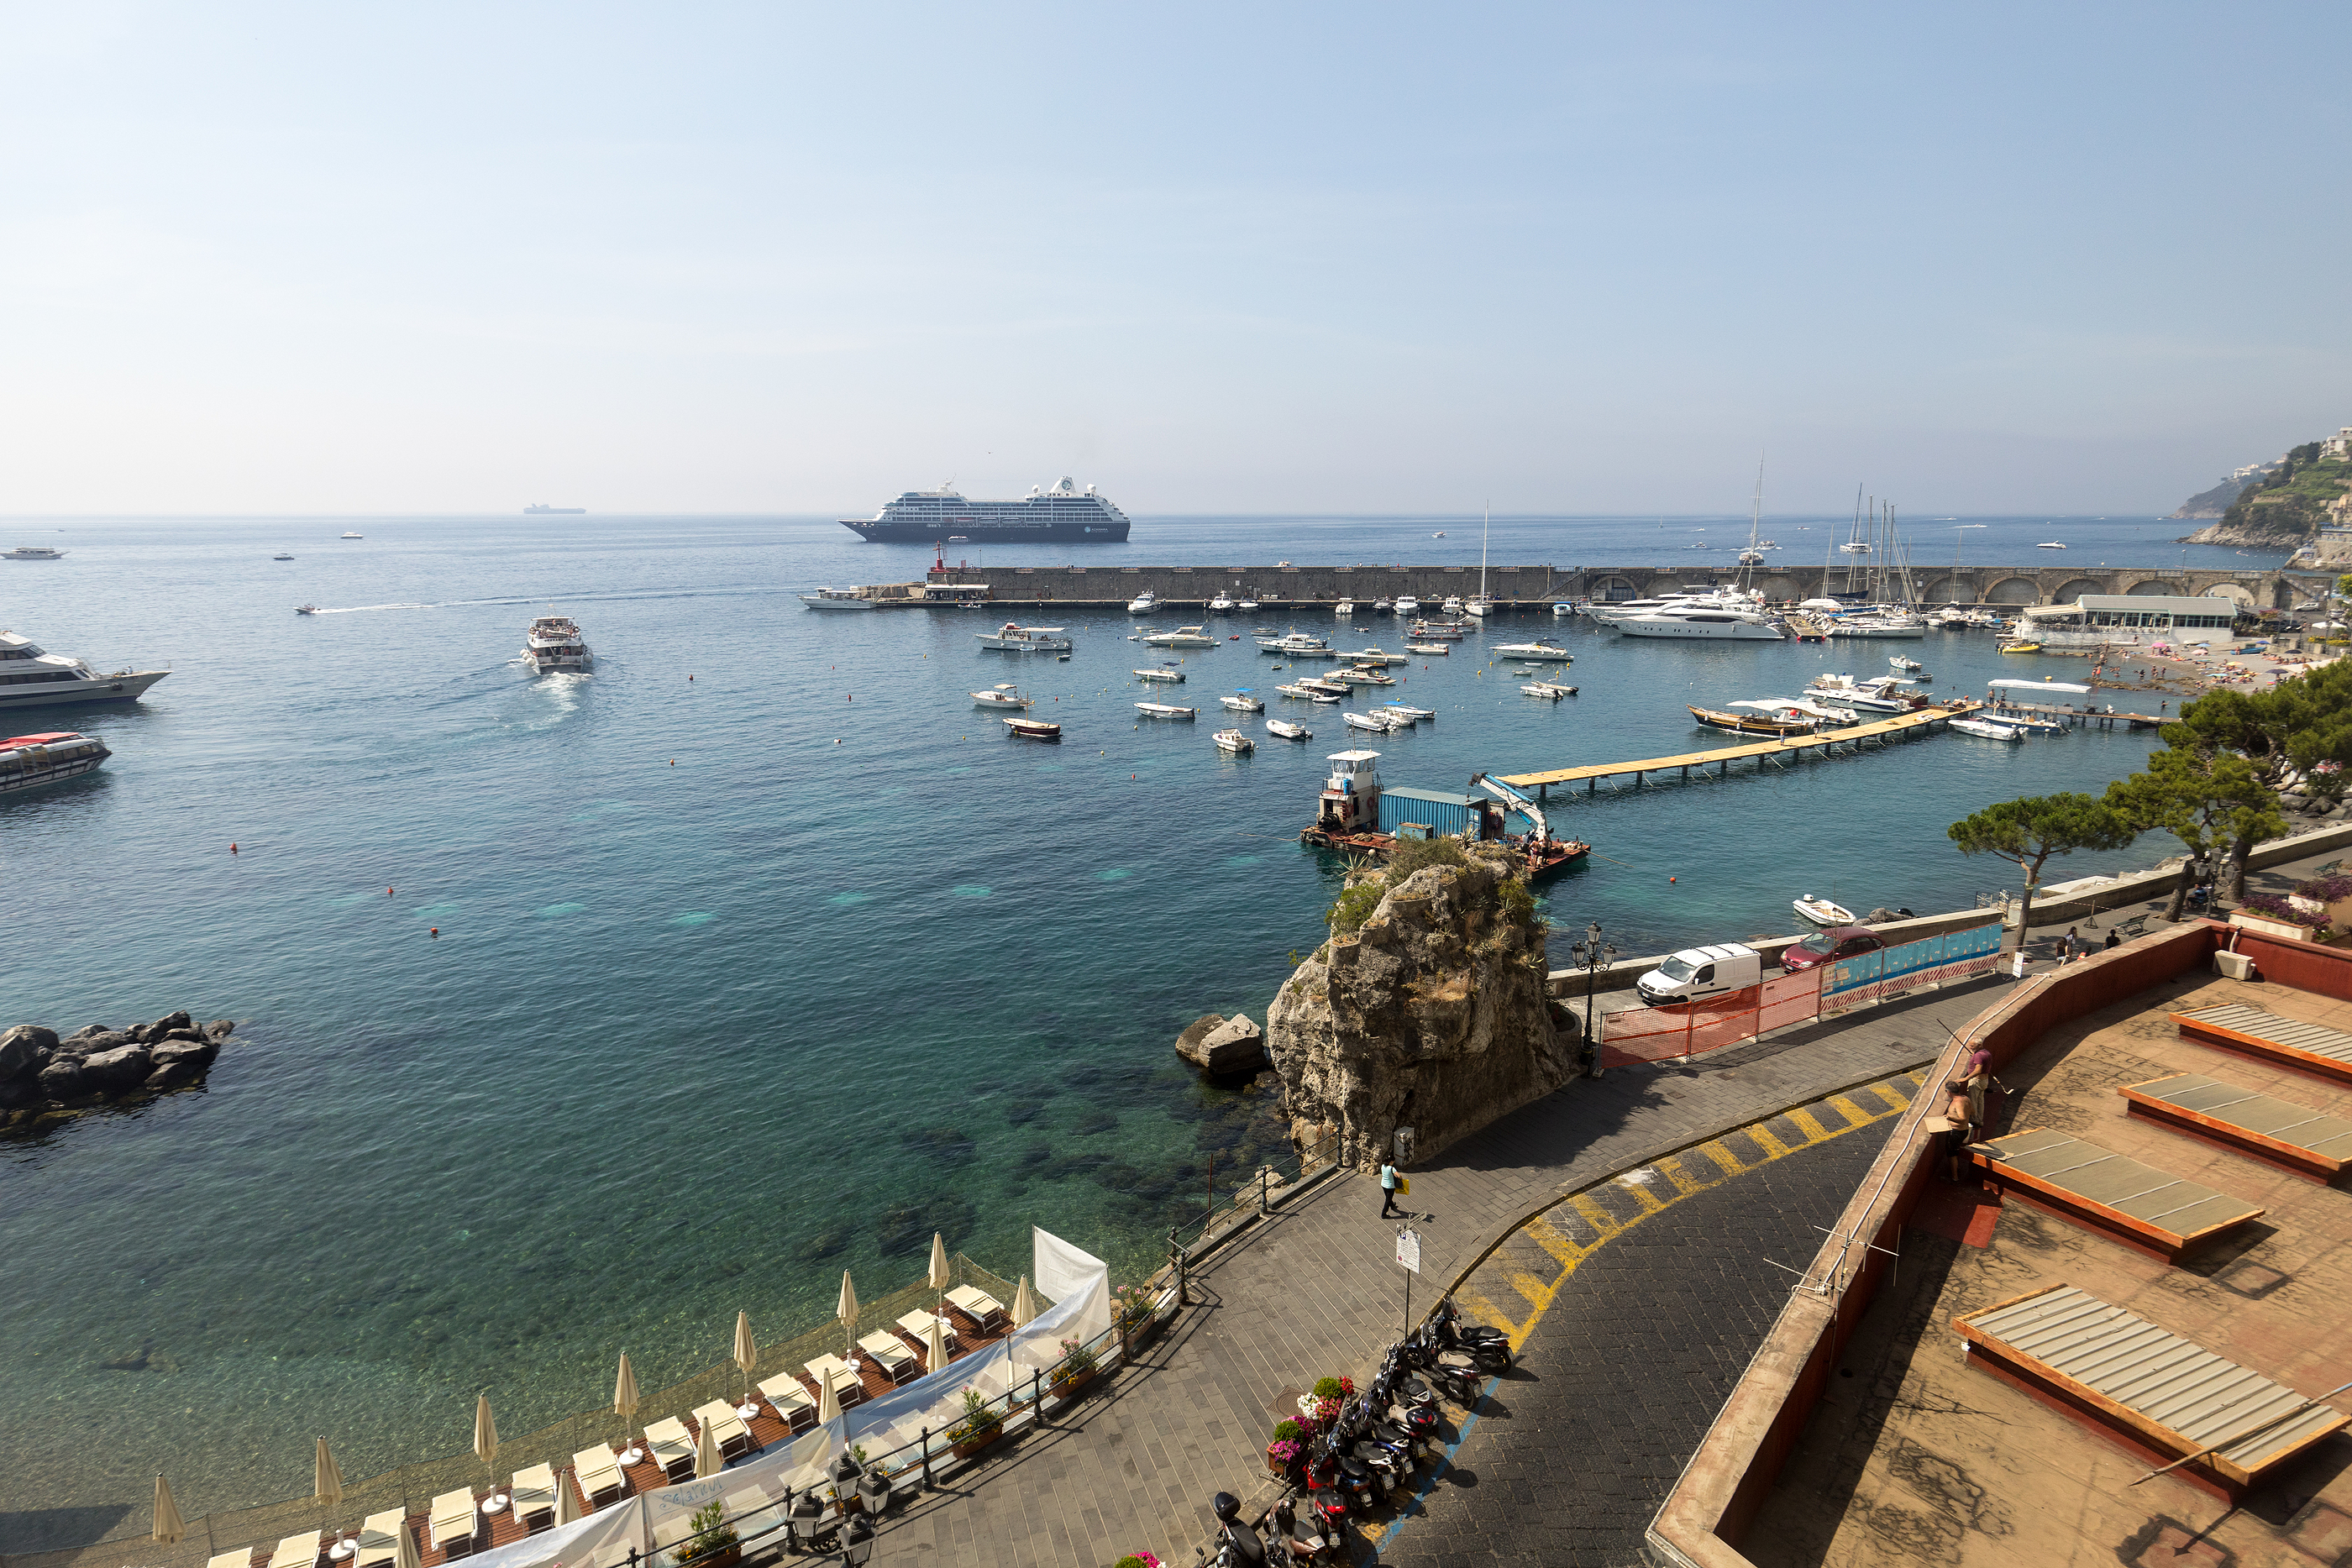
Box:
xmin=1601 ymin=969 xmax=1823 ymax=1068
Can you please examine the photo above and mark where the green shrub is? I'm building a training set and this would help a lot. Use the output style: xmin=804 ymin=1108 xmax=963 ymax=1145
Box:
xmin=1388 ymin=835 xmax=1467 ymax=879
xmin=1326 ymin=878 xmax=1387 ymax=935
xmin=1273 ymin=1419 xmax=1302 ymax=1441
xmin=1312 ymin=1377 xmax=1345 ymax=1401
xmin=679 ymin=1502 xmax=737 ymax=1565
xmin=1499 ymin=877 xmax=1540 ymax=930
xmin=948 ymin=1387 xmax=1002 ymax=1445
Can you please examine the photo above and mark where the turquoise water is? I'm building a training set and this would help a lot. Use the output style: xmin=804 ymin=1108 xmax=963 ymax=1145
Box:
xmin=0 ymin=511 xmax=2276 ymax=1547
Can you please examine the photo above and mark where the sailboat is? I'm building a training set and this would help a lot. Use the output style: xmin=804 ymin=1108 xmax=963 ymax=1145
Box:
xmin=1465 ymin=504 xmax=1496 ymax=617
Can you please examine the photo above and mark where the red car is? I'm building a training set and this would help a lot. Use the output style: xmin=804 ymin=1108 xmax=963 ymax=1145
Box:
xmin=1781 ymin=926 xmax=1885 ymax=972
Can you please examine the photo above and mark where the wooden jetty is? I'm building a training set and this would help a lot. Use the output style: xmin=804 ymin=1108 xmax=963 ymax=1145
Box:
xmin=1988 ymin=698 xmax=2168 ymax=731
xmin=1497 ymin=701 xmax=1982 ymax=800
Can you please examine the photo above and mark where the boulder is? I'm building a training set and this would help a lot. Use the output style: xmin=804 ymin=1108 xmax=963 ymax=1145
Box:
xmin=79 ymin=1045 xmax=155 ymax=1093
xmin=160 ymin=1028 xmax=206 ymax=1045
xmin=0 ymin=1025 xmax=58 ymax=1081
xmin=0 ymin=1078 xmax=35 ymax=1109
xmin=68 ymin=1030 xmax=134 ymax=1055
xmin=1185 ymin=1015 xmax=1267 ymax=1075
xmin=37 ymin=1058 xmax=88 ymax=1102
xmin=1173 ymin=1014 xmax=1227 ymax=1066
xmin=137 ymin=1010 xmax=194 ymax=1044
xmin=150 ymin=1038 xmax=220 ymax=1072
xmin=64 ymin=1024 xmax=114 ymax=1043
xmin=203 ymin=1018 xmax=237 ymax=1042
xmin=1268 ymin=847 xmax=1567 ymax=1171
xmin=144 ymin=1061 xmax=201 ymax=1091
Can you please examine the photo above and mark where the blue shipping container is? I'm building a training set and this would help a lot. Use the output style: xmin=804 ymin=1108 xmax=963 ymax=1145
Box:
xmin=1378 ymin=788 xmax=1485 ymax=839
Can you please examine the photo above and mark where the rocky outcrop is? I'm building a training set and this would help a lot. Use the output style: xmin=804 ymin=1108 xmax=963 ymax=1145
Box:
xmin=0 ymin=1011 xmax=238 ymax=1130
xmin=1268 ymin=846 xmax=1566 ymax=1171
xmin=1174 ymin=1013 xmax=1266 ymax=1074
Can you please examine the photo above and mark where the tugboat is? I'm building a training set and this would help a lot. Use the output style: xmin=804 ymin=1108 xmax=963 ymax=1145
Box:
xmin=522 ymin=613 xmax=591 ymax=673
xmin=0 ymin=731 xmax=109 ymax=794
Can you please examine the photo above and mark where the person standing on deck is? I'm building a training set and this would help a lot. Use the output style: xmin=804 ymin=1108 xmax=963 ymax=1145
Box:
xmin=1379 ymin=1160 xmax=1402 ymax=1218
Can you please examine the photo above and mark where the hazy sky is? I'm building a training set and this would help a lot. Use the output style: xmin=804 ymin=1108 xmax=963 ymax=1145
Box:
xmin=3 ymin=3 xmax=2346 ymax=517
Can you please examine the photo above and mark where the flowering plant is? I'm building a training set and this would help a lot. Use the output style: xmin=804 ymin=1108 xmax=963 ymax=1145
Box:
xmin=1112 ymin=1554 xmax=1163 ymax=1568
xmin=1111 ymin=1282 xmax=1156 ymax=1328
xmin=2239 ymin=893 xmax=2326 ymax=928
xmin=1266 ymin=1438 xmax=1303 ymax=1467
xmin=2294 ymin=873 xmax=2352 ymax=902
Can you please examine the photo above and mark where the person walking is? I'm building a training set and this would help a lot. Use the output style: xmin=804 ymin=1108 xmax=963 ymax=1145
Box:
xmin=1378 ymin=1160 xmax=1403 ymax=1218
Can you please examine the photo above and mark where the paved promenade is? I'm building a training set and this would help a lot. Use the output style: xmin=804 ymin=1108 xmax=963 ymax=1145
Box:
xmin=861 ymin=976 xmax=2013 ymax=1566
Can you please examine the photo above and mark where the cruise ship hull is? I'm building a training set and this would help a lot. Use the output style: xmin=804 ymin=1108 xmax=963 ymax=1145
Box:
xmin=841 ymin=517 xmax=1130 ymax=543
xmin=0 ymin=670 xmax=171 ymax=711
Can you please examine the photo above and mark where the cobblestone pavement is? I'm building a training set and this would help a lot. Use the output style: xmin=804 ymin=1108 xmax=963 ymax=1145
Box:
xmin=861 ymin=983 xmax=2000 ymax=1567
xmin=1372 ymin=1077 xmax=1918 ymax=1568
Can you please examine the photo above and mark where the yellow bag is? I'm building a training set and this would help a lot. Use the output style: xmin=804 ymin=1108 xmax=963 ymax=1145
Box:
xmin=1398 ymin=1176 xmax=1411 ymax=1196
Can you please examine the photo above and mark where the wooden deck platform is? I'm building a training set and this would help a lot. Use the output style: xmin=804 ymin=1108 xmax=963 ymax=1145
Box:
xmin=1496 ymin=701 xmax=1980 ymax=797
xmin=2173 ymin=1002 xmax=2352 ymax=1088
xmin=1969 ymin=1127 xmax=2266 ymax=1261
xmin=2121 ymin=1072 xmax=2352 ymax=1183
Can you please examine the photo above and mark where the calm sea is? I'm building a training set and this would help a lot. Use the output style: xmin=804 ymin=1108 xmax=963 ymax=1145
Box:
xmin=0 ymin=509 xmax=2281 ymax=1547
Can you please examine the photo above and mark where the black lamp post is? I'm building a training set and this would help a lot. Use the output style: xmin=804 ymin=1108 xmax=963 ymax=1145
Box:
xmin=1567 ymin=920 xmax=1618 ymax=1078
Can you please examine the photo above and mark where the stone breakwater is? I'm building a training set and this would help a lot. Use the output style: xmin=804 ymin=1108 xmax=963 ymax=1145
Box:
xmin=0 ymin=1011 xmax=237 ymax=1130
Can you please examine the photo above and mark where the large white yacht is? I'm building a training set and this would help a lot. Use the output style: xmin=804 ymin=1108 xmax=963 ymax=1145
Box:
xmin=1126 ymin=590 xmax=1158 ymax=614
xmin=1612 ymin=602 xmax=1784 ymax=640
xmin=0 ymin=630 xmax=170 ymax=712
xmin=522 ymin=614 xmax=592 ymax=673
xmin=1 ymin=731 xmax=109 ymax=793
xmin=1142 ymin=625 xmax=1219 ymax=648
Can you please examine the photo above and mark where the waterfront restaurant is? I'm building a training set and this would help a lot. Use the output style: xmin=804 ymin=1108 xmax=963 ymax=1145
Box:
xmin=2019 ymin=592 xmax=2245 ymax=649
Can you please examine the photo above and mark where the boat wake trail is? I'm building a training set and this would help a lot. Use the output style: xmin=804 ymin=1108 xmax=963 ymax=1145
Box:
xmin=314 ymin=603 xmax=438 ymax=614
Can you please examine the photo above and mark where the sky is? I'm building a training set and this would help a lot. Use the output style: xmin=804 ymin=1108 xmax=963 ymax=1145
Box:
xmin=1 ymin=3 xmax=2347 ymax=517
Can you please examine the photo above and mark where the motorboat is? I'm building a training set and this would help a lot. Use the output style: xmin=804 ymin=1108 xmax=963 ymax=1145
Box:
xmin=1237 ymin=595 xmax=1260 ymax=612
xmin=1342 ymin=711 xmax=1399 ymax=732
xmin=341 ymin=531 xmax=363 ymax=539
xmin=1209 ymin=591 xmax=1236 ymax=612
xmin=1004 ymin=716 xmax=1061 ymax=741
xmin=1134 ymin=702 xmax=1196 ymax=720
xmin=1793 ymin=895 xmax=1856 ymax=926
xmin=1394 ymin=595 xmax=1420 ymax=615
xmin=1688 ymin=700 xmax=1840 ymax=735
xmin=1276 ymin=682 xmax=1326 ymax=700
xmin=1373 ymin=598 xmax=1393 ymax=612
xmin=1299 ymin=676 xmax=1352 ymax=695
xmin=1338 ymin=648 xmax=1409 ymax=664
xmin=1521 ymin=682 xmax=1572 ymax=700
xmin=5 ymin=547 xmax=65 ymax=560
xmin=1127 ymin=590 xmax=1158 ymax=613
xmin=522 ymin=613 xmax=591 ymax=673
xmin=2036 ymin=542 xmax=2066 ymax=550
xmin=1266 ymin=718 xmax=1313 ymax=741
xmin=972 ymin=684 xmax=1032 ymax=709
xmin=1888 ymin=654 xmax=1924 ymax=672
xmin=1611 ymin=603 xmax=1783 ymax=640
xmin=979 ymin=622 xmax=1074 ymax=653
xmin=0 ymin=629 xmax=171 ymax=712
xmin=801 ymin=587 xmax=875 ymax=611
xmin=1378 ymin=703 xmax=1435 ymax=723
xmin=1257 ymin=632 xmax=1335 ymax=656
xmin=0 ymin=731 xmax=109 ymax=793
xmin=296 ymin=604 xmax=320 ymax=616
xmin=1828 ymin=614 xmax=1926 ymax=639
xmin=1213 ymin=728 xmax=1255 ymax=754
xmin=1802 ymin=674 xmax=1919 ymax=713
xmin=1222 ymin=691 xmax=1266 ymax=712
xmin=1409 ymin=621 xmax=1465 ymax=640
xmin=1134 ymin=668 xmax=1186 ymax=683
xmin=1442 ymin=595 xmax=1464 ymax=615
xmin=1336 ymin=668 xmax=1394 ymax=686
xmin=1999 ymin=640 xmax=2042 ymax=654
xmin=1142 ymin=625 xmax=1218 ymax=648
xmin=273 ymin=553 xmax=294 ymax=561
xmin=1334 ymin=600 xmax=1354 ymax=616
xmin=1950 ymin=716 xmax=2027 ymax=742
xmin=1490 ymin=641 xmax=1576 ymax=662
xmin=1551 ymin=600 xmax=1577 ymax=616
xmin=1407 ymin=642 xmax=1449 ymax=655
xmin=1431 ymin=530 xmax=1446 ymax=538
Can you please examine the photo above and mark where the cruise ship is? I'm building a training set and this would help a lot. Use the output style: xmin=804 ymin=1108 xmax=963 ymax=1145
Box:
xmin=0 ymin=629 xmax=170 ymax=712
xmin=840 ymin=477 xmax=1131 ymax=543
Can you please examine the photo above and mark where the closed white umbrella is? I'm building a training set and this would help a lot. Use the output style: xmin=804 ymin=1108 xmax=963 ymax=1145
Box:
xmin=692 ymin=1413 xmax=722 ymax=1479
xmin=314 ymin=1438 xmax=346 ymax=1508
xmin=1011 ymin=1276 xmax=1038 ymax=1329
xmin=924 ymin=1312 xmax=951 ymax=1375
xmin=928 ymin=1233 xmax=951 ymax=1298
xmin=836 ymin=1271 xmax=859 ymax=1356
xmin=816 ymin=1365 xmax=841 ymax=1425
xmin=556 ymin=1466 xmax=581 ymax=1526
xmin=473 ymin=1393 xmax=500 ymax=1487
xmin=152 ymin=1475 xmax=186 ymax=1545
xmin=394 ymin=1514 xmax=423 ymax=1568
xmin=732 ymin=1311 xmax=758 ymax=1402
xmin=613 ymin=1354 xmax=642 ymax=1460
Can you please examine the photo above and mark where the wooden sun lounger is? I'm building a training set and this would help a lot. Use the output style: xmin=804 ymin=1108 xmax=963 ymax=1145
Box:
xmin=690 ymin=1400 xmax=753 ymax=1460
xmin=757 ymin=1373 xmax=817 ymax=1433
xmin=897 ymin=1308 xmax=959 ymax=1351
xmin=428 ymin=1490 xmax=479 ymax=1556
xmin=571 ymin=1444 xmax=626 ymax=1508
xmin=1971 ymin=1127 xmax=2265 ymax=1260
xmin=1956 ymin=1283 xmax=2350 ymax=1497
xmin=858 ymin=1330 xmax=920 ymax=1384
xmin=643 ymin=1416 xmax=696 ymax=1481
xmin=508 ymin=1462 xmax=557 ymax=1533
xmin=266 ymin=1539 xmax=320 ymax=1568
xmin=207 ymin=1552 xmax=255 ymax=1568
xmin=805 ymin=1355 xmax=866 ymax=1408
xmin=945 ymin=1284 xmax=1008 ymax=1333
xmin=2122 ymin=1072 xmax=2352 ymax=1183
xmin=2173 ymin=1002 xmax=2352 ymax=1088
xmin=353 ymin=1511 xmax=407 ymax=1568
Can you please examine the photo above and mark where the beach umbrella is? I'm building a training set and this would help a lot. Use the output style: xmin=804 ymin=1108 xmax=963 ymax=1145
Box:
xmin=152 ymin=1475 xmax=186 ymax=1545
xmin=923 ymin=1313 xmax=951 ymax=1375
xmin=816 ymin=1366 xmax=841 ymax=1425
xmin=394 ymin=1516 xmax=423 ymax=1568
xmin=837 ymin=1270 xmax=859 ymax=1356
xmin=927 ymin=1233 xmax=951 ymax=1298
xmin=473 ymin=1393 xmax=500 ymax=1484
xmin=555 ymin=1470 xmax=581 ymax=1526
xmin=314 ymin=1438 xmax=346 ymax=1508
xmin=613 ymin=1353 xmax=641 ymax=1443
xmin=692 ymin=1413 xmax=722 ymax=1479
xmin=1011 ymin=1276 xmax=1038 ymax=1329
xmin=733 ymin=1311 xmax=758 ymax=1401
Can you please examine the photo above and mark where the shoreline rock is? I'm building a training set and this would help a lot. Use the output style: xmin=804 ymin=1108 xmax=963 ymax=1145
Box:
xmin=0 ymin=1013 xmax=236 ymax=1130
xmin=1174 ymin=1012 xmax=1267 ymax=1075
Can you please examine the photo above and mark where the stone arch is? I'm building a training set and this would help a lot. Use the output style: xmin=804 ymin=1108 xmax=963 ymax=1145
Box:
xmin=1984 ymin=576 xmax=2040 ymax=605
xmin=1588 ymin=574 xmax=1639 ymax=603
xmin=2126 ymin=578 xmax=2188 ymax=596
xmin=2197 ymin=582 xmax=2253 ymax=606
xmin=2055 ymin=578 xmax=2108 ymax=603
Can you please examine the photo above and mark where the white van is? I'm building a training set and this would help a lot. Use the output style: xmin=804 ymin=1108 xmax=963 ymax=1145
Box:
xmin=1635 ymin=942 xmax=1761 ymax=1005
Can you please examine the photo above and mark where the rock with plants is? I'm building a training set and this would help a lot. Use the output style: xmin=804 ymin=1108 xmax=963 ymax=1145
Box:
xmin=1267 ymin=837 xmax=1563 ymax=1170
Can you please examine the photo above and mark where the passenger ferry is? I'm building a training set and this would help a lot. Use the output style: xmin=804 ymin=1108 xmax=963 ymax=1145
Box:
xmin=522 ymin=614 xmax=592 ymax=674
xmin=0 ymin=629 xmax=170 ymax=711
xmin=4 ymin=546 xmax=65 ymax=560
xmin=0 ymin=731 xmax=109 ymax=794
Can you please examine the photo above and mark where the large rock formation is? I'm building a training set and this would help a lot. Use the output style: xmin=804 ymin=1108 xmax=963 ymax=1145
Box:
xmin=1268 ymin=845 xmax=1567 ymax=1171
xmin=0 ymin=1012 xmax=236 ymax=1128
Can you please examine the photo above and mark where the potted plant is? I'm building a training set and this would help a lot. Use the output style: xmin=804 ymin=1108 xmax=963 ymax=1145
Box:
xmin=1112 ymin=1282 xmax=1159 ymax=1349
xmin=1266 ymin=1419 xmax=1305 ymax=1477
xmin=2231 ymin=894 xmax=2324 ymax=942
xmin=1112 ymin=1554 xmax=1163 ymax=1568
xmin=675 ymin=1502 xmax=738 ymax=1568
xmin=947 ymin=1388 xmax=1003 ymax=1460
xmin=1051 ymin=1338 xmax=1099 ymax=1399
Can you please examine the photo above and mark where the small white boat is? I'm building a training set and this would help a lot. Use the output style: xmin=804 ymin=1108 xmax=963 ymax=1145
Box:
xmin=972 ymin=684 xmax=1032 ymax=710
xmin=2036 ymin=541 xmax=2066 ymax=550
xmin=1209 ymin=591 xmax=1237 ymax=612
xmin=1793 ymin=895 xmax=1856 ymax=926
xmin=1126 ymin=590 xmax=1158 ymax=613
xmin=1266 ymin=719 xmax=1312 ymax=741
xmin=1493 ymin=641 xmax=1575 ymax=662
xmin=1213 ymin=728 xmax=1254 ymax=754
xmin=1551 ymin=601 xmax=1578 ymax=616
xmin=1342 ymin=711 xmax=1397 ymax=732
xmin=1442 ymin=595 xmax=1464 ymax=615
xmin=1142 ymin=625 xmax=1219 ymax=648
xmin=1135 ymin=701 xmax=1196 ymax=720
xmin=1407 ymin=643 xmax=1449 ymax=655
xmin=1257 ymin=632 xmax=1336 ymax=656
xmin=272 ymin=553 xmax=294 ymax=561
xmin=296 ymin=604 xmax=320 ymax=616
xmin=1222 ymin=690 xmax=1265 ymax=711
xmin=1135 ymin=668 xmax=1186 ymax=683
xmin=1237 ymin=595 xmax=1260 ymax=612
xmin=1334 ymin=600 xmax=1355 ymax=616
xmin=1888 ymin=654 xmax=1924 ymax=672
xmin=1521 ymin=682 xmax=1570 ymax=700
xmin=1950 ymin=717 xmax=2027 ymax=742
xmin=341 ymin=531 xmax=363 ymax=539
xmin=1431 ymin=530 xmax=1446 ymax=538
xmin=979 ymin=622 xmax=1073 ymax=653
xmin=1394 ymin=595 xmax=1420 ymax=615
xmin=1004 ymin=716 xmax=1061 ymax=741
xmin=1378 ymin=703 xmax=1435 ymax=722
xmin=1276 ymin=682 xmax=1323 ymax=700
xmin=801 ymin=587 xmax=875 ymax=610
xmin=1373 ymin=598 xmax=1394 ymax=612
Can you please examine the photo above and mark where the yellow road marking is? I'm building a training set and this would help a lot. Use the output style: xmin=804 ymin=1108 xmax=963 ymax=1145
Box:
xmin=1696 ymin=1139 xmax=1746 ymax=1177
xmin=1616 ymin=1177 xmax=1667 ymax=1213
xmin=1509 ymin=1271 xmax=1551 ymax=1309
xmin=1656 ymin=1156 xmax=1711 ymax=1198
xmin=1747 ymin=1124 xmax=1791 ymax=1158
xmin=1567 ymin=1192 xmax=1625 ymax=1239
xmin=1788 ymin=1108 xmax=1831 ymax=1142
xmin=1827 ymin=1093 xmax=1873 ymax=1128
xmin=1525 ymin=1215 xmax=1584 ymax=1265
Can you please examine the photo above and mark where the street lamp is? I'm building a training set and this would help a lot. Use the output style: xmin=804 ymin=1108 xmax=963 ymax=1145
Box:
xmin=1567 ymin=920 xmax=1619 ymax=1078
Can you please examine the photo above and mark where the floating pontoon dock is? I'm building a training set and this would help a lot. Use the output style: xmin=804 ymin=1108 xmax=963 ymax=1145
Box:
xmin=1496 ymin=702 xmax=1981 ymax=800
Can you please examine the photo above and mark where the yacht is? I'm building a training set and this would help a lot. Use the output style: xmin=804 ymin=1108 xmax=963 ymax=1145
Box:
xmin=1827 ymin=611 xmax=1926 ymax=639
xmin=1134 ymin=668 xmax=1186 ymax=683
xmin=2036 ymin=542 xmax=2066 ymax=550
xmin=1142 ymin=626 xmax=1219 ymax=648
xmin=1393 ymin=595 xmax=1420 ymax=616
xmin=273 ymin=553 xmax=295 ymax=561
xmin=341 ymin=531 xmax=364 ymax=540
xmin=1334 ymin=599 xmax=1354 ymax=616
xmin=971 ymin=684 xmax=1032 ymax=710
xmin=522 ymin=613 xmax=591 ymax=673
xmin=979 ymin=622 xmax=1074 ymax=653
xmin=1489 ymin=640 xmax=1576 ymax=662
xmin=1126 ymin=590 xmax=1158 ymax=614
xmin=1209 ymin=591 xmax=1237 ymax=612
xmin=1407 ymin=642 xmax=1449 ymax=655
xmin=1801 ymin=673 xmax=1918 ymax=712
xmin=4 ymin=547 xmax=65 ymax=560
xmin=1257 ymin=632 xmax=1335 ymax=656
xmin=0 ymin=629 xmax=170 ymax=712
xmin=0 ymin=731 xmax=109 ymax=794
xmin=800 ymin=587 xmax=875 ymax=611
xmin=1612 ymin=603 xmax=1783 ymax=641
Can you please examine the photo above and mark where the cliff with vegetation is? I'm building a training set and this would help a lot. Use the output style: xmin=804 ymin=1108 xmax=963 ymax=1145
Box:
xmin=1265 ymin=837 xmax=1563 ymax=1171
xmin=2178 ymin=441 xmax=2350 ymax=546
xmin=2170 ymin=475 xmax=2260 ymax=520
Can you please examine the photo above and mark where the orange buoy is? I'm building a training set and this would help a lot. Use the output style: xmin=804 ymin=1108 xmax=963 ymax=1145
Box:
xmin=429 ymin=927 xmax=439 ymax=936
xmin=230 ymin=843 xmax=239 ymax=854
xmin=1669 ymin=876 xmax=1677 ymax=883
xmin=387 ymin=887 xmax=395 ymax=896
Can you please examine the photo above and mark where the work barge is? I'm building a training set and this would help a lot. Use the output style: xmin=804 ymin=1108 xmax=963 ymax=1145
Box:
xmin=1496 ymin=701 xmax=1986 ymax=800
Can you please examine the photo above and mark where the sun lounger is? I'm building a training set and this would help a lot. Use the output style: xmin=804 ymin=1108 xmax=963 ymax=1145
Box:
xmin=1971 ymin=1126 xmax=2265 ymax=1260
xmin=804 ymin=1355 xmax=866 ymax=1408
xmin=757 ymin=1373 xmax=817 ymax=1434
xmin=643 ymin=1416 xmax=696 ymax=1481
xmin=428 ymin=1490 xmax=480 ymax=1557
xmin=508 ymin=1462 xmax=557 ymax=1533
xmin=267 ymin=1534 xmax=321 ymax=1568
xmin=571 ymin=1444 xmax=626 ymax=1508
xmin=945 ymin=1285 xmax=1008 ymax=1333
xmin=352 ymin=1511 xmax=407 ymax=1568
xmin=897 ymin=1308 xmax=959 ymax=1352
xmin=690 ymin=1400 xmax=753 ymax=1460
xmin=857 ymin=1331 xmax=920 ymax=1385
xmin=208 ymin=1551 xmax=255 ymax=1568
